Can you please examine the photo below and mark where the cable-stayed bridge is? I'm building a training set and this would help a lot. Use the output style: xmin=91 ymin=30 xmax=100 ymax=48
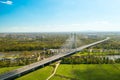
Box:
xmin=0 ymin=34 xmax=110 ymax=80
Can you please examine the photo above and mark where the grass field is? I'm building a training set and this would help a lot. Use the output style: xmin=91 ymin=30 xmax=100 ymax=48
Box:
xmin=0 ymin=66 xmax=21 ymax=75
xmin=51 ymin=64 xmax=120 ymax=80
xmin=15 ymin=64 xmax=120 ymax=80
xmin=16 ymin=66 xmax=53 ymax=80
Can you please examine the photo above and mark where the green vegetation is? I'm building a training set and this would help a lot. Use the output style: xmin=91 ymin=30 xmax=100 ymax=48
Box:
xmin=0 ymin=34 xmax=68 ymax=52
xmin=0 ymin=50 xmax=55 ymax=67
xmin=61 ymin=52 xmax=120 ymax=64
xmin=0 ymin=33 xmax=101 ymax=67
xmin=0 ymin=33 xmax=120 ymax=80
xmin=14 ymin=64 xmax=120 ymax=80
xmin=51 ymin=64 xmax=120 ymax=80
xmin=0 ymin=33 xmax=100 ymax=52
xmin=16 ymin=66 xmax=53 ymax=80
xmin=0 ymin=66 xmax=21 ymax=75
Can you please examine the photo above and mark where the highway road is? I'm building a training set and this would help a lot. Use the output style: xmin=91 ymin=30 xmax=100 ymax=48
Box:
xmin=0 ymin=37 xmax=110 ymax=80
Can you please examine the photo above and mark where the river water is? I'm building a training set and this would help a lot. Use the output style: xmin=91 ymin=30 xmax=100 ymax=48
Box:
xmin=106 ymin=55 xmax=120 ymax=60
xmin=0 ymin=52 xmax=120 ymax=60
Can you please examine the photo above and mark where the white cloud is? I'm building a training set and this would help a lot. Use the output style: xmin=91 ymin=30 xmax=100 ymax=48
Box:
xmin=2 ymin=20 xmax=120 ymax=32
xmin=0 ymin=0 xmax=13 ymax=5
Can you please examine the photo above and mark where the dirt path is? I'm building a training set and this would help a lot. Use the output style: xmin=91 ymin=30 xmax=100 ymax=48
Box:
xmin=46 ymin=60 xmax=61 ymax=80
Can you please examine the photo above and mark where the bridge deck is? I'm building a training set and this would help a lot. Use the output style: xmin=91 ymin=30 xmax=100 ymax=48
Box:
xmin=0 ymin=37 xmax=110 ymax=80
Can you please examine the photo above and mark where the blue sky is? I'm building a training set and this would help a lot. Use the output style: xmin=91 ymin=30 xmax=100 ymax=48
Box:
xmin=0 ymin=0 xmax=120 ymax=32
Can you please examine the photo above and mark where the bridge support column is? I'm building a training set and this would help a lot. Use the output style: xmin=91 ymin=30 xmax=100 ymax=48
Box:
xmin=18 ymin=73 xmax=21 ymax=77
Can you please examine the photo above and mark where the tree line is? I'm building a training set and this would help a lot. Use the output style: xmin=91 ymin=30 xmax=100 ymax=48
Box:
xmin=61 ymin=55 xmax=120 ymax=64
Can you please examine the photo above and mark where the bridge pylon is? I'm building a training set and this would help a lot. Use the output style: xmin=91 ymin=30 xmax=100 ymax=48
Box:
xmin=71 ymin=33 xmax=77 ymax=49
